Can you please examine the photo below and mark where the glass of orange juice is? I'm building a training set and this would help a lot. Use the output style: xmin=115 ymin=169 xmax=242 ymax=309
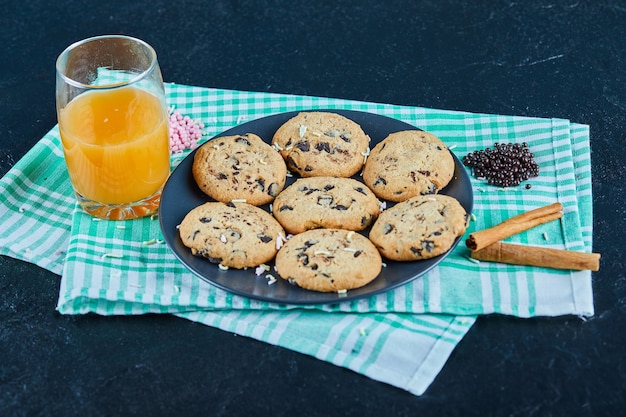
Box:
xmin=55 ymin=35 xmax=170 ymax=220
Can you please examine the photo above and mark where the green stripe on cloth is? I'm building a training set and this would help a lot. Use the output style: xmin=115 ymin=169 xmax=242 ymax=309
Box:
xmin=0 ymin=84 xmax=594 ymax=395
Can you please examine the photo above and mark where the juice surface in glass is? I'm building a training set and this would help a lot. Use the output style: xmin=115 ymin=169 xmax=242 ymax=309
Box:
xmin=59 ymin=86 xmax=170 ymax=205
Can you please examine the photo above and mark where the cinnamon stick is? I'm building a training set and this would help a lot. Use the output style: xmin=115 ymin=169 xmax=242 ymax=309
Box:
xmin=470 ymin=242 xmax=600 ymax=271
xmin=466 ymin=202 xmax=563 ymax=251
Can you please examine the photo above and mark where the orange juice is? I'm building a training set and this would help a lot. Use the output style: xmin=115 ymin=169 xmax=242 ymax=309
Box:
xmin=59 ymin=86 xmax=170 ymax=206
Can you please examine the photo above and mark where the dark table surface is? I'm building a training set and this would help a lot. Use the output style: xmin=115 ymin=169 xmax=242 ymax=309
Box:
xmin=1 ymin=1 xmax=624 ymax=416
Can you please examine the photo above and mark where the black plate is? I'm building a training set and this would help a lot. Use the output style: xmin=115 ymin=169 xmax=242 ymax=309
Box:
xmin=159 ymin=110 xmax=473 ymax=305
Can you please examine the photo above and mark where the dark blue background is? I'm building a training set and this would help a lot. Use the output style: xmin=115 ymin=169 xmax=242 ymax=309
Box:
xmin=1 ymin=1 xmax=624 ymax=416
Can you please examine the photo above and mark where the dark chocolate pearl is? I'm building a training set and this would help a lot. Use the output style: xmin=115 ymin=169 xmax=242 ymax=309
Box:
xmin=463 ymin=142 xmax=539 ymax=187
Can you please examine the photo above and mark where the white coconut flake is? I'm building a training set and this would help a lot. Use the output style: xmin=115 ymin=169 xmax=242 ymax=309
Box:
xmin=101 ymin=252 xmax=124 ymax=260
xmin=314 ymin=250 xmax=332 ymax=256
xmin=299 ymin=124 xmax=307 ymax=137
xmin=361 ymin=147 xmax=371 ymax=164
xmin=276 ymin=232 xmax=288 ymax=250
xmin=231 ymin=199 xmax=247 ymax=203
xmin=218 ymin=263 xmax=229 ymax=270
xmin=343 ymin=247 xmax=357 ymax=253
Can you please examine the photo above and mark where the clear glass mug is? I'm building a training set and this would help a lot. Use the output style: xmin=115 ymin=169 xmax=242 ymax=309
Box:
xmin=55 ymin=35 xmax=170 ymax=220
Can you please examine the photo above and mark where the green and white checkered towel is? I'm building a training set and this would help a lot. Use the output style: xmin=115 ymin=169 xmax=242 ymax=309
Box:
xmin=0 ymin=84 xmax=594 ymax=396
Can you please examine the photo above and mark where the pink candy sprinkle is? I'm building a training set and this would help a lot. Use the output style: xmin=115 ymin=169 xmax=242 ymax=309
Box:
xmin=169 ymin=109 xmax=205 ymax=153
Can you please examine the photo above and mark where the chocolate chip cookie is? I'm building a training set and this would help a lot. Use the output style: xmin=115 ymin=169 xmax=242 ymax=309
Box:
xmin=369 ymin=194 xmax=468 ymax=261
xmin=362 ymin=130 xmax=455 ymax=202
xmin=271 ymin=112 xmax=370 ymax=177
xmin=275 ymin=228 xmax=382 ymax=292
xmin=271 ymin=176 xmax=381 ymax=234
xmin=179 ymin=201 xmax=286 ymax=269
xmin=192 ymin=133 xmax=287 ymax=205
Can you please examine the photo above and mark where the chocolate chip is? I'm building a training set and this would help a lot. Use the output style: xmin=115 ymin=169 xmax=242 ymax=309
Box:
xmin=295 ymin=141 xmax=310 ymax=152
xmin=317 ymin=195 xmax=333 ymax=206
xmin=208 ymin=256 xmax=222 ymax=264
xmin=382 ymin=223 xmax=394 ymax=234
xmin=268 ymin=183 xmax=280 ymax=196
xmin=353 ymin=250 xmax=363 ymax=258
xmin=422 ymin=240 xmax=435 ymax=252
xmin=297 ymin=253 xmax=309 ymax=266
xmin=226 ymin=230 xmax=241 ymax=240
xmin=256 ymin=178 xmax=265 ymax=191
xmin=217 ymin=173 xmax=227 ymax=180
xmin=300 ymin=186 xmax=319 ymax=195
xmin=303 ymin=240 xmax=318 ymax=248
xmin=333 ymin=205 xmax=348 ymax=211
xmin=324 ymin=184 xmax=335 ymax=191
xmin=235 ymin=136 xmax=251 ymax=146
xmin=279 ymin=205 xmax=293 ymax=212
xmin=315 ymin=142 xmax=331 ymax=153
xmin=374 ymin=177 xmax=387 ymax=187
xmin=199 ymin=217 xmax=212 ymax=223
xmin=339 ymin=133 xmax=351 ymax=142
xmin=257 ymin=234 xmax=273 ymax=243
xmin=354 ymin=186 xmax=368 ymax=195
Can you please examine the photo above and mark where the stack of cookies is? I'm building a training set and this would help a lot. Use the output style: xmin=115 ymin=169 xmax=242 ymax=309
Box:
xmin=179 ymin=111 xmax=469 ymax=293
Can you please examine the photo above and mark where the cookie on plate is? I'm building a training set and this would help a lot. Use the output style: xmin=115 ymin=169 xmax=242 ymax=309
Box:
xmin=179 ymin=201 xmax=286 ymax=269
xmin=363 ymin=130 xmax=455 ymax=202
xmin=369 ymin=194 xmax=468 ymax=261
xmin=275 ymin=228 xmax=382 ymax=292
xmin=271 ymin=112 xmax=370 ymax=178
xmin=271 ymin=176 xmax=381 ymax=234
xmin=192 ymin=133 xmax=287 ymax=206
